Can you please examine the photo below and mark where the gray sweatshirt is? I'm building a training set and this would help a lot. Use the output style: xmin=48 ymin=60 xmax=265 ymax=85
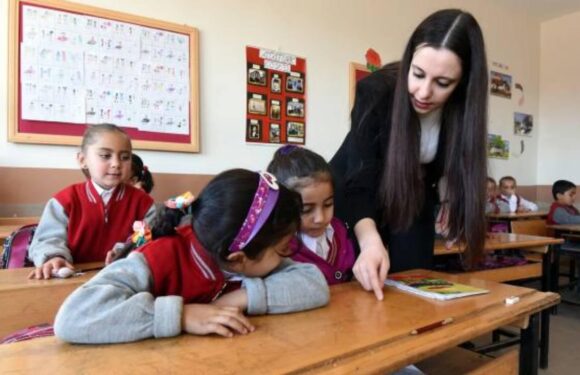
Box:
xmin=54 ymin=252 xmax=329 ymax=344
xmin=552 ymin=207 xmax=580 ymax=224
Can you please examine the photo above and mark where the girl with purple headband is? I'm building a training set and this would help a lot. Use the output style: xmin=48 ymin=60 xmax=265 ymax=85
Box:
xmin=267 ymin=145 xmax=356 ymax=285
xmin=54 ymin=169 xmax=329 ymax=344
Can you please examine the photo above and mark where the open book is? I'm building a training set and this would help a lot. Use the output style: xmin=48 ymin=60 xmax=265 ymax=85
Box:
xmin=385 ymin=274 xmax=489 ymax=301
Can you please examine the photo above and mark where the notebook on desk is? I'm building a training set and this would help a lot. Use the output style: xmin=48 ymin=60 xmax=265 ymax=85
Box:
xmin=385 ymin=274 xmax=489 ymax=301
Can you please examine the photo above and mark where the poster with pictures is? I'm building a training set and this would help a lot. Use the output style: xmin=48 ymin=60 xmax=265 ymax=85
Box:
xmin=246 ymin=46 xmax=306 ymax=144
xmin=487 ymin=133 xmax=510 ymax=160
xmin=20 ymin=4 xmax=190 ymax=135
xmin=513 ymin=112 xmax=533 ymax=136
xmin=490 ymin=70 xmax=512 ymax=99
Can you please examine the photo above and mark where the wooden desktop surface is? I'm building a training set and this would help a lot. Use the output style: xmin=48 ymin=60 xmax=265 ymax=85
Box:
xmin=434 ymin=232 xmax=564 ymax=255
xmin=487 ymin=211 xmax=548 ymax=220
xmin=0 ymin=270 xmax=559 ymax=374
xmin=0 ymin=262 xmax=103 ymax=337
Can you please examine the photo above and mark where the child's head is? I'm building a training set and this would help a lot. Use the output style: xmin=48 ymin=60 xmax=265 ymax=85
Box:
xmin=552 ymin=180 xmax=577 ymax=206
xmin=78 ymin=124 xmax=132 ymax=190
xmin=153 ymin=169 xmax=302 ymax=277
xmin=267 ymin=145 xmax=334 ymax=238
xmin=499 ymin=176 xmax=517 ymax=197
xmin=486 ymin=177 xmax=497 ymax=200
xmin=130 ymin=154 xmax=154 ymax=193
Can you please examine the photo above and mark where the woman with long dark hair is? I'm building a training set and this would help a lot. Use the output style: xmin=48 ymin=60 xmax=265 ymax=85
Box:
xmin=331 ymin=9 xmax=488 ymax=299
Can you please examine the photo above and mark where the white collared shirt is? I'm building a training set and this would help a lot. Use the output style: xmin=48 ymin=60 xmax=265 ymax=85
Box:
xmin=300 ymin=225 xmax=335 ymax=260
xmin=91 ymin=180 xmax=115 ymax=205
xmin=419 ymin=108 xmax=442 ymax=164
xmin=500 ymin=193 xmax=538 ymax=213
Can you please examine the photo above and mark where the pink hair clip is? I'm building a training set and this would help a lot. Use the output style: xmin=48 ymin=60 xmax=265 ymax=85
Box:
xmin=228 ymin=172 xmax=279 ymax=252
xmin=165 ymin=191 xmax=195 ymax=210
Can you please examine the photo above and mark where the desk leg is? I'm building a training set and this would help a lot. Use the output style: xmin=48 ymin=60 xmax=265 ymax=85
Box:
xmin=540 ymin=308 xmax=550 ymax=369
xmin=542 ymin=247 xmax=551 ymax=292
xmin=520 ymin=312 xmax=539 ymax=375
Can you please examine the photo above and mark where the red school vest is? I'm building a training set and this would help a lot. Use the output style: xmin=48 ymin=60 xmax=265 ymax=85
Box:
xmin=547 ymin=202 xmax=580 ymax=225
xmin=139 ymin=226 xmax=228 ymax=303
xmin=54 ymin=182 xmax=153 ymax=263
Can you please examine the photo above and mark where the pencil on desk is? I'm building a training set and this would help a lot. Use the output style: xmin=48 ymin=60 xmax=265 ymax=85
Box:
xmin=410 ymin=317 xmax=454 ymax=335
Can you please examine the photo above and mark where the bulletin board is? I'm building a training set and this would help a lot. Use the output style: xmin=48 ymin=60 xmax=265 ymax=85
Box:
xmin=246 ymin=46 xmax=306 ymax=145
xmin=8 ymin=0 xmax=200 ymax=153
xmin=349 ymin=62 xmax=370 ymax=111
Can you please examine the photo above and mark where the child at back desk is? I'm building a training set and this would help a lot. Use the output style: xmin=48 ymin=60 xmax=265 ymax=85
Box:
xmin=485 ymin=177 xmax=509 ymax=214
xmin=130 ymin=153 xmax=155 ymax=194
xmin=54 ymin=169 xmax=329 ymax=344
xmin=28 ymin=124 xmax=156 ymax=279
xmin=267 ymin=145 xmax=355 ymax=284
xmin=497 ymin=176 xmax=538 ymax=213
xmin=547 ymin=180 xmax=580 ymax=224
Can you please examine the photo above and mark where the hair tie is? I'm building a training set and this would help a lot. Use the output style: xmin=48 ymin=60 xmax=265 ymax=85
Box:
xmin=228 ymin=172 xmax=279 ymax=253
xmin=165 ymin=191 xmax=195 ymax=210
xmin=279 ymin=144 xmax=299 ymax=155
xmin=131 ymin=221 xmax=152 ymax=247
xmin=141 ymin=165 xmax=149 ymax=177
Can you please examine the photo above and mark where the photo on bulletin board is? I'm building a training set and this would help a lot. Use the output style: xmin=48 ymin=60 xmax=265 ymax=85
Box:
xmin=286 ymin=97 xmax=304 ymax=118
xmin=270 ymin=100 xmax=281 ymax=120
xmin=490 ymin=71 xmax=512 ymax=99
xmin=248 ymin=93 xmax=267 ymax=115
xmin=513 ymin=112 xmax=533 ymax=136
xmin=248 ymin=64 xmax=267 ymax=86
xmin=8 ymin=0 xmax=200 ymax=153
xmin=269 ymin=123 xmax=280 ymax=143
xmin=287 ymin=121 xmax=304 ymax=144
xmin=246 ymin=46 xmax=306 ymax=145
xmin=247 ymin=119 xmax=262 ymax=141
xmin=487 ymin=134 xmax=510 ymax=160
xmin=349 ymin=62 xmax=371 ymax=110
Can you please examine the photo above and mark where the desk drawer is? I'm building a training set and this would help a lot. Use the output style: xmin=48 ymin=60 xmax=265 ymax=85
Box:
xmin=417 ymin=347 xmax=518 ymax=375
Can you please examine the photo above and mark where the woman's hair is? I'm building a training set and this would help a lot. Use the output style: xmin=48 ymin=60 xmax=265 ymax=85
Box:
xmin=131 ymin=154 xmax=155 ymax=193
xmin=381 ymin=9 xmax=488 ymax=266
xmin=267 ymin=145 xmax=333 ymax=190
xmin=552 ymin=180 xmax=576 ymax=200
xmin=150 ymin=169 xmax=302 ymax=263
xmin=80 ymin=124 xmax=131 ymax=178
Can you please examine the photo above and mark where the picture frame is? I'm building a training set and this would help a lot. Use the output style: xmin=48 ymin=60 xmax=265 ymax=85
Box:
xmin=247 ymin=119 xmax=261 ymax=140
xmin=8 ymin=0 xmax=200 ymax=153
xmin=490 ymin=70 xmax=512 ymax=99
xmin=287 ymin=121 xmax=304 ymax=143
xmin=269 ymin=123 xmax=280 ymax=143
xmin=270 ymin=100 xmax=281 ymax=120
xmin=248 ymin=64 xmax=267 ymax=86
xmin=248 ymin=95 xmax=266 ymax=115
xmin=271 ymin=73 xmax=282 ymax=93
xmin=286 ymin=98 xmax=304 ymax=118
xmin=286 ymin=74 xmax=304 ymax=93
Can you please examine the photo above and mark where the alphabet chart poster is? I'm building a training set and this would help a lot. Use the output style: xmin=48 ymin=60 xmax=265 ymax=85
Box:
xmin=246 ymin=46 xmax=306 ymax=145
xmin=9 ymin=0 xmax=200 ymax=152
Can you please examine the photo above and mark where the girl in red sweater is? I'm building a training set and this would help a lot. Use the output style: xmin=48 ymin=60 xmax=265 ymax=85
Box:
xmin=28 ymin=124 xmax=156 ymax=279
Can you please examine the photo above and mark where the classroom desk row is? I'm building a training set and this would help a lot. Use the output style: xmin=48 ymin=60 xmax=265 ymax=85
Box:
xmin=0 ymin=270 xmax=559 ymax=375
xmin=0 ymin=262 xmax=103 ymax=338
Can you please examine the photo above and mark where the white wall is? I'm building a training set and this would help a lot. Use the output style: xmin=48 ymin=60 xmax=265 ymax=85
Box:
xmin=538 ymin=10 xmax=580 ymax=185
xmin=0 ymin=0 xmax=541 ymax=182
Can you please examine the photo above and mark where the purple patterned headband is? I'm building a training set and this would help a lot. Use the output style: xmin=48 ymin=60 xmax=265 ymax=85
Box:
xmin=228 ymin=172 xmax=280 ymax=253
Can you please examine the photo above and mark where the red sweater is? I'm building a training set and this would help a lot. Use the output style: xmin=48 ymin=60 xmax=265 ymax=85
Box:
xmin=54 ymin=182 xmax=154 ymax=263
xmin=139 ymin=226 xmax=230 ymax=303
xmin=547 ymin=202 xmax=580 ymax=225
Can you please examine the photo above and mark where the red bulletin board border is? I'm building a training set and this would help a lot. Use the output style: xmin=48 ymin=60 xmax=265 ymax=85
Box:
xmin=8 ymin=0 xmax=200 ymax=153
xmin=246 ymin=46 xmax=306 ymax=145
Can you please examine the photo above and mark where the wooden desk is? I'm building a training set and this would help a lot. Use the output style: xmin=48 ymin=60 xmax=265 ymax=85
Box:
xmin=434 ymin=233 xmax=564 ymax=369
xmin=0 ymin=262 xmax=103 ymax=338
xmin=0 ymin=271 xmax=559 ymax=375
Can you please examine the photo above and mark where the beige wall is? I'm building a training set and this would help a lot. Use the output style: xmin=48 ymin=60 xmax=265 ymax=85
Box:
xmin=538 ymin=10 xmax=580 ymax=185
xmin=1 ymin=0 xmax=542 ymax=184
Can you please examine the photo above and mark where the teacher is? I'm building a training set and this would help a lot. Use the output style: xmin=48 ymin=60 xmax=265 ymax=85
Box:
xmin=330 ymin=9 xmax=488 ymax=299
